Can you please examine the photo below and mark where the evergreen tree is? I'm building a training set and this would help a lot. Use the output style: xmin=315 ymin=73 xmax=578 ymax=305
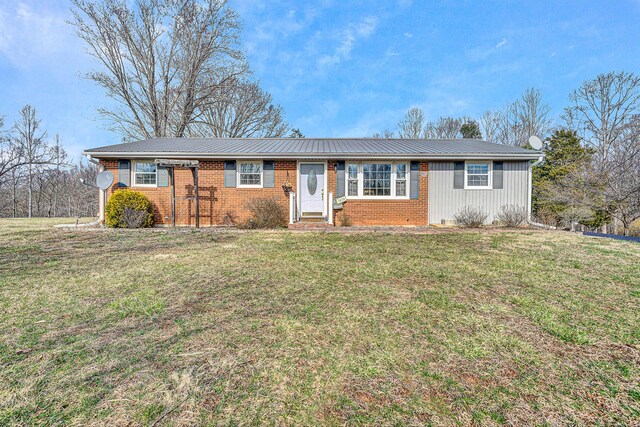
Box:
xmin=532 ymin=129 xmax=594 ymax=222
xmin=460 ymin=121 xmax=482 ymax=139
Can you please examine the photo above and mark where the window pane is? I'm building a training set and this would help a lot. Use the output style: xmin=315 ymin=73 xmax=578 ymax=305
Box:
xmin=467 ymin=164 xmax=488 ymax=174
xmin=135 ymin=173 xmax=156 ymax=185
xmin=240 ymin=162 xmax=261 ymax=173
xmin=467 ymin=175 xmax=489 ymax=187
xmin=240 ymin=174 xmax=261 ymax=185
xmin=396 ymin=180 xmax=406 ymax=196
xmin=348 ymin=180 xmax=358 ymax=196
xmin=347 ymin=164 xmax=358 ymax=179
xmin=396 ymin=164 xmax=406 ymax=179
xmin=135 ymin=162 xmax=156 ymax=173
xmin=362 ymin=163 xmax=391 ymax=196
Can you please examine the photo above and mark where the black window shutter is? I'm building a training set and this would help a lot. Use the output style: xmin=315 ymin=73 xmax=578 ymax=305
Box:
xmin=118 ymin=160 xmax=130 ymax=187
xmin=263 ymin=161 xmax=275 ymax=188
xmin=453 ymin=161 xmax=464 ymax=189
xmin=224 ymin=160 xmax=237 ymax=187
xmin=410 ymin=161 xmax=420 ymax=199
xmin=493 ymin=161 xmax=503 ymax=189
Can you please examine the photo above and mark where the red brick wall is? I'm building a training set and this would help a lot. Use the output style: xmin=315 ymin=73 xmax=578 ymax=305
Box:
xmin=100 ymin=159 xmax=428 ymax=226
xmin=328 ymin=161 xmax=429 ymax=226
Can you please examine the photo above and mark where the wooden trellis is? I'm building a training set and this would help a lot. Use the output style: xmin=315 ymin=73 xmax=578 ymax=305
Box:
xmin=154 ymin=159 xmax=200 ymax=228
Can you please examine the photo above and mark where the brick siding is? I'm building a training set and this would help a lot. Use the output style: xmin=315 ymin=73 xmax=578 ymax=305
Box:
xmin=100 ymin=159 xmax=428 ymax=226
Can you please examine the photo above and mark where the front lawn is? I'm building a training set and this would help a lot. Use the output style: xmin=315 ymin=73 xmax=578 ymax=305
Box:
xmin=0 ymin=220 xmax=638 ymax=425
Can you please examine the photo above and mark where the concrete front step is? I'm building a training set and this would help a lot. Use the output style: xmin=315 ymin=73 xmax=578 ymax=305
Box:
xmin=298 ymin=217 xmax=325 ymax=223
xmin=288 ymin=222 xmax=335 ymax=229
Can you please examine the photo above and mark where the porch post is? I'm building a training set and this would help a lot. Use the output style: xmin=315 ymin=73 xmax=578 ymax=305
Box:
xmin=192 ymin=166 xmax=199 ymax=228
xmin=169 ymin=167 xmax=176 ymax=228
xmin=328 ymin=192 xmax=334 ymax=225
xmin=289 ymin=191 xmax=296 ymax=224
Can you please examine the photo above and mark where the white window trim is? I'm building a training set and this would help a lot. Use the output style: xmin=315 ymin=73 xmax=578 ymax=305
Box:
xmin=464 ymin=160 xmax=492 ymax=190
xmin=345 ymin=161 xmax=410 ymax=200
xmin=131 ymin=160 xmax=158 ymax=188
xmin=237 ymin=160 xmax=263 ymax=188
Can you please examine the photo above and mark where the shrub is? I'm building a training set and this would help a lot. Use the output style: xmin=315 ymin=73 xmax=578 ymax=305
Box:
xmin=105 ymin=189 xmax=154 ymax=228
xmin=339 ymin=214 xmax=353 ymax=227
xmin=222 ymin=210 xmax=238 ymax=226
xmin=533 ymin=206 xmax=559 ymax=227
xmin=497 ymin=204 xmax=528 ymax=227
xmin=559 ymin=206 xmax=592 ymax=230
xmin=454 ymin=206 xmax=488 ymax=228
xmin=241 ymin=197 xmax=287 ymax=229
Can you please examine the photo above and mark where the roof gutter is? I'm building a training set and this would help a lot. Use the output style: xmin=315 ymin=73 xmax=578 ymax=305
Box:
xmin=82 ymin=151 xmax=542 ymax=161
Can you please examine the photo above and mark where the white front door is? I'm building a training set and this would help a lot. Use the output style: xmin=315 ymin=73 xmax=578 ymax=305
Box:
xmin=299 ymin=163 xmax=325 ymax=216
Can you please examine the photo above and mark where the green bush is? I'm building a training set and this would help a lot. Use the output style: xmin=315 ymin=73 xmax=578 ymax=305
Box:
xmin=105 ymin=189 xmax=154 ymax=228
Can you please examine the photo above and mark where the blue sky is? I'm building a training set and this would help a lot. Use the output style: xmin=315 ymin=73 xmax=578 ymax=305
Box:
xmin=1 ymin=0 xmax=639 ymax=160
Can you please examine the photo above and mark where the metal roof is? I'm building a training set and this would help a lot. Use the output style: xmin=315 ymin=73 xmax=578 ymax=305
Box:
xmin=84 ymin=137 xmax=542 ymax=160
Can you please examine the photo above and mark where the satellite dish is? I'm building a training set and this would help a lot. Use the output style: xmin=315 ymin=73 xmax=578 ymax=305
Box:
xmin=96 ymin=171 xmax=114 ymax=190
xmin=528 ymin=135 xmax=543 ymax=150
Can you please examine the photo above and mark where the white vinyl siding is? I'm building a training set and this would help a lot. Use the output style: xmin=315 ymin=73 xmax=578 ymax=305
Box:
xmin=428 ymin=161 xmax=530 ymax=224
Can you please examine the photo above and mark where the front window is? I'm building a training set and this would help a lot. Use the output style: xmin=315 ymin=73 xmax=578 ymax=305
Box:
xmin=345 ymin=162 xmax=409 ymax=198
xmin=239 ymin=161 xmax=262 ymax=186
xmin=466 ymin=162 xmax=491 ymax=188
xmin=134 ymin=161 xmax=157 ymax=186
xmin=347 ymin=163 xmax=358 ymax=196
xmin=363 ymin=163 xmax=392 ymax=196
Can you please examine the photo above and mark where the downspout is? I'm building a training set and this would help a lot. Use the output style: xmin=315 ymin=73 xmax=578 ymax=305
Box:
xmin=528 ymin=155 xmax=545 ymax=226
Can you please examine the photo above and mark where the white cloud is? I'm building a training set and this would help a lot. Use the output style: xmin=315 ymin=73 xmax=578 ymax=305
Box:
xmin=318 ymin=15 xmax=379 ymax=67
xmin=0 ymin=1 xmax=85 ymax=70
xmin=467 ymin=37 xmax=509 ymax=61
xmin=495 ymin=38 xmax=508 ymax=48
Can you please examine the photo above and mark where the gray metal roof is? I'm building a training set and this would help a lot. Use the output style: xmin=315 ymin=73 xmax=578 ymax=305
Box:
xmin=84 ymin=137 xmax=542 ymax=160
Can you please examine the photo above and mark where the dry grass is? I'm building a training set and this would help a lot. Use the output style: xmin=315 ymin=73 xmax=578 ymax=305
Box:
xmin=0 ymin=218 xmax=639 ymax=426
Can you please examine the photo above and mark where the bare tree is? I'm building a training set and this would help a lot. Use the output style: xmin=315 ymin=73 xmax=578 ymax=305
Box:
xmin=397 ymin=107 xmax=426 ymax=138
xmin=42 ymin=135 xmax=70 ymax=217
xmin=558 ymin=72 xmax=640 ymax=234
xmin=71 ymin=0 xmax=247 ymax=140
xmin=11 ymin=105 xmax=53 ymax=218
xmin=424 ymin=116 xmax=469 ymax=139
xmin=0 ymin=106 xmax=99 ymax=219
xmin=495 ymin=88 xmax=552 ymax=146
xmin=516 ymin=88 xmax=553 ymax=142
xmin=478 ymin=110 xmax=500 ymax=143
xmin=371 ymin=129 xmax=395 ymax=138
xmin=564 ymin=71 xmax=640 ymax=161
xmin=188 ymin=79 xmax=289 ymax=137
xmin=0 ymin=116 xmax=24 ymax=188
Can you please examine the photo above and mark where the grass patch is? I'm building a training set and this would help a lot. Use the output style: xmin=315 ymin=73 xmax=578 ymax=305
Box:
xmin=109 ymin=289 xmax=166 ymax=318
xmin=0 ymin=219 xmax=638 ymax=425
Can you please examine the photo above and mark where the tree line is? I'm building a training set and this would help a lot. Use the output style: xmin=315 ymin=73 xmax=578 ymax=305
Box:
xmin=373 ymin=73 xmax=640 ymax=235
xmin=0 ymin=106 xmax=98 ymax=218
